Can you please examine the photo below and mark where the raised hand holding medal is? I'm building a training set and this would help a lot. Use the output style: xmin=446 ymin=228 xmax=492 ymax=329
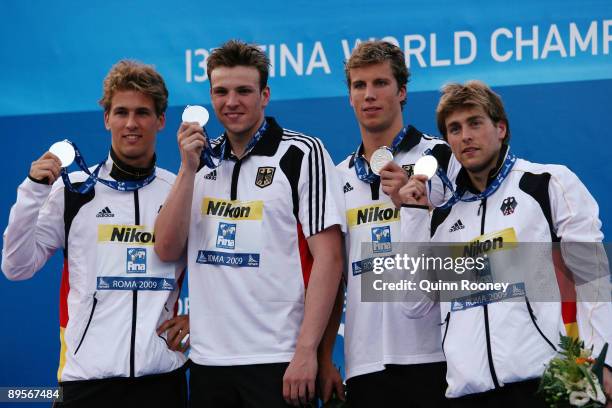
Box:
xmin=180 ymin=105 xmax=221 ymax=171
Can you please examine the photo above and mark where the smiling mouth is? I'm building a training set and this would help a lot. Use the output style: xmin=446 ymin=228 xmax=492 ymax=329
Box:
xmin=123 ymin=134 xmax=141 ymax=140
xmin=225 ymin=112 xmax=244 ymax=118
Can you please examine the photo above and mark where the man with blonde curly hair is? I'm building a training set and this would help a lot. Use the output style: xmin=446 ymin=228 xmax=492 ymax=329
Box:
xmin=2 ymin=60 xmax=188 ymax=406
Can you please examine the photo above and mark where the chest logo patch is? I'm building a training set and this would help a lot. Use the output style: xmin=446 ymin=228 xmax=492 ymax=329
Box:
xmin=216 ymin=222 xmax=236 ymax=249
xmin=371 ymin=226 xmax=392 ymax=253
xmin=500 ymin=196 xmax=517 ymax=216
xmin=126 ymin=248 xmax=147 ymax=273
xmin=402 ymin=164 xmax=414 ymax=178
xmin=255 ymin=166 xmax=276 ymax=188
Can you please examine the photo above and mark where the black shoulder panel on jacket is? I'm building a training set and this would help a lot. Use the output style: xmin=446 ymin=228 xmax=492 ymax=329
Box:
xmin=519 ymin=172 xmax=559 ymax=241
xmin=431 ymin=207 xmax=452 ymax=238
xmin=279 ymin=145 xmax=305 ymax=219
xmin=431 ymin=143 xmax=452 ymax=173
xmin=64 ymin=184 xmax=95 ymax=257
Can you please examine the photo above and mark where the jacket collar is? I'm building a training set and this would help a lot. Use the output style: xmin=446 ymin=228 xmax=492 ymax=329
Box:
xmin=212 ymin=116 xmax=283 ymax=160
xmin=109 ymin=147 xmax=156 ymax=181
xmin=455 ymin=144 xmax=509 ymax=195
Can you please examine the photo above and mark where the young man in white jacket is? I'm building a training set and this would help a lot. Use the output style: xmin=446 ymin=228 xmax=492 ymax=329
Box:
xmin=2 ymin=60 xmax=188 ymax=407
xmin=318 ymin=40 xmax=459 ymax=407
xmin=399 ymin=80 xmax=612 ymax=407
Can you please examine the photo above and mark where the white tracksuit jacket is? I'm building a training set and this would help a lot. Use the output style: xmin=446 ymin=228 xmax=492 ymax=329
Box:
xmin=401 ymin=150 xmax=612 ymax=398
xmin=2 ymin=159 xmax=187 ymax=382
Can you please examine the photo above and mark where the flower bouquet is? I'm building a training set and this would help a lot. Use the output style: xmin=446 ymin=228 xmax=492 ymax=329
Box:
xmin=539 ymin=335 xmax=608 ymax=407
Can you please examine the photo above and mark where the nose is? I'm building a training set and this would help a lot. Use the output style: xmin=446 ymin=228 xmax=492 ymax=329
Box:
xmin=365 ymin=84 xmax=376 ymax=101
xmin=460 ymin=128 xmax=474 ymax=143
xmin=126 ymin=112 xmax=138 ymax=130
xmin=226 ymin=91 xmax=239 ymax=108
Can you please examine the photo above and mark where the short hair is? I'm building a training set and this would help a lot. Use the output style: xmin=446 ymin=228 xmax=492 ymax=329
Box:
xmin=99 ymin=60 xmax=168 ymax=117
xmin=436 ymin=80 xmax=511 ymax=144
xmin=344 ymin=40 xmax=410 ymax=108
xmin=206 ymin=40 xmax=270 ymax=91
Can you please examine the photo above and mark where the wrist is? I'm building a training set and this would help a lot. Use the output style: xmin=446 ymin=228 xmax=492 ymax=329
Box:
xmin=295 ymin=342 xmax=317 ymax=356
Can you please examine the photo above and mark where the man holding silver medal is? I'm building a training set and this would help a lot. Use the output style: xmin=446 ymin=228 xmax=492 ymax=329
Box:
xmin=318 ymin=40 xmax=460 ymax=407
xmin=2 ymin=60 xmax=189 ymax=406
xmin=399 ymin=80 xmax=612 ymax=406
xmin=154 ymin=40 xmax=345 ymax=407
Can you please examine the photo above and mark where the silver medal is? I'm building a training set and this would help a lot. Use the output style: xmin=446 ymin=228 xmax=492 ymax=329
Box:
xmin=49 ymin=140 xmax=76 ymax=168
xmin=414 ymin=155 xmax=438 ymax=180
xmin=182 ymin=105 xmax=210 ymax=127
xmin=370 ymin=147 xmax=394 ymax=175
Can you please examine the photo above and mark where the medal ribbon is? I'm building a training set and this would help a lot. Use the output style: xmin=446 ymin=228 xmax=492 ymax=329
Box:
xmin=424 ymin=147 xmax=517 ymax=209
xmin=354 ymin=127 xmax=407 ymax=184
xmin=59 ymin=140 xmax=156 ymax=194
xmin=200 ymin=119 xmax=269 ymax=169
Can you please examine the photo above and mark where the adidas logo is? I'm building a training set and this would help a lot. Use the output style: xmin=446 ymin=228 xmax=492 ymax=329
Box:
xmin=343 ymin=182 xmax=354 ymax=193
xmin=204 ymin=170 xmax=217 ymax=180
xmin=449 ymin=219 xmax=465 ymax=232
xmin=96 ymin=207 xmax=115 ymax=218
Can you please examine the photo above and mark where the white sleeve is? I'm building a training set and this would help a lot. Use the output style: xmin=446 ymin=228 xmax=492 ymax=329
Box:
xmin=399 ymin=206 xmax=438 ymax=318
xmin=2 ymin=178 xmax=65 ymax=280
xmin=549 ymin=165 xmax=612 ymax=366
xmin=298 ymin=139 xmax=346 ymax=237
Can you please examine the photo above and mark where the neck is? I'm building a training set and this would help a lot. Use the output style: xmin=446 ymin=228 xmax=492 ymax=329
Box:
xmin=110 ymin=148 xmax=155 ymax=181
xmin=361 ymin=119 xmax=404 ymax=162
xmin=466 ymin=149 xmax=502 ymax=193
xmin=227 ymin=116 xmax=265 ymax=159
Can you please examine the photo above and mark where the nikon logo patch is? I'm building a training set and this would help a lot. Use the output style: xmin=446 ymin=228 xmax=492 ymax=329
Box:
xmin=255 ymin=166 xmax=275 ymax=188
xmin=346 ymin=203 xmax=399 ymax=228
xmin=98 ymin=225 xmax=155 ymax=245
xmin=202 ymin=198 xmax=263 ymax=220
xmin=462 ymin=228 xmax=517 ymax=257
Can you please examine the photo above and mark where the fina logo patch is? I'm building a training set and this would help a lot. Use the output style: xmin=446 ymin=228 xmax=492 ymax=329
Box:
xmin=500 ymin=196 xmax=517 ymax=216
xmin=255 ymin=166 xmax=275 ymax=188
xmin=126 ymin=248 xmax=147 ymax=274
xmin=216 ymin=222 xmax=236 ymax=249
xmin=371 ymin=226 xmax=392 ymax=253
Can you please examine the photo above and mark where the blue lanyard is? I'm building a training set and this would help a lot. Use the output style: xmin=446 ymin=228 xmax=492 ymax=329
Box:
xmin=353 ymin=127 xmax=407 ymax=184
xmin=59 ymin=141 xmax=156 ymax=194
xmin=200 ymin=119 xmax=269 ymax=169
xmin=432 ymin=148 xmax=517 ymax=209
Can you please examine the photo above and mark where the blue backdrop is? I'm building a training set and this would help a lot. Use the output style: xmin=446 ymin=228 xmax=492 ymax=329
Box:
xmin=1 ymin=0 xmax=611 ymax=393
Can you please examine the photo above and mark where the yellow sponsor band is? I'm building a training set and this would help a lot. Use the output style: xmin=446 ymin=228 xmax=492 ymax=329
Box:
xmin=97 ymin=225 xmax=155 ymax=245
xmin=202 ymin=197 xmax=263 ymax=220
xmin=346 ymin=203 xmax=399 ymax=228
xmin=469 ymin=227 xmax=518 ymax=245
xmin=451 ymin=227 xmax=518 ymax=258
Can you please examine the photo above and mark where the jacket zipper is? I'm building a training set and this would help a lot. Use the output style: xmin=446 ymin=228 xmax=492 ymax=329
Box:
xmin=479 ymin=198 xmax=501 ymax=388
xmin=74 ymin=293 xmax=97 ymax=355
xmin=526 ymin=298 xmax=557 ymax=351
xmin=441 ymin=312 xmax=451 ymax=351
xmin=130 ymin=189 xmax=140 ymax=377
